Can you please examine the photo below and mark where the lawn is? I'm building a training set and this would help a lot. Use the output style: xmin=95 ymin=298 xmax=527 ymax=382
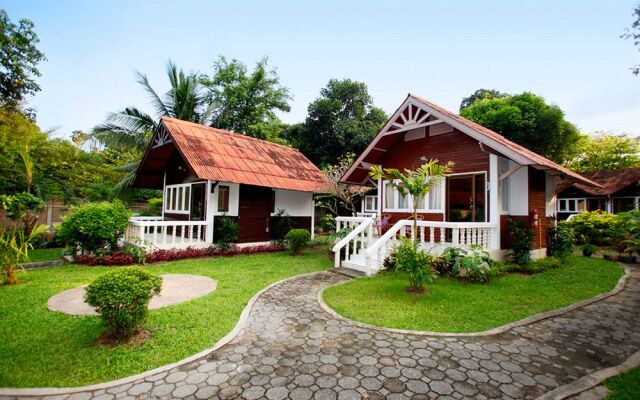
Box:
xmin=20 ymin=247 xmax=63 ymax=263
xmin=323 ymin=256 xmax=623 ymax=333
xmin=0 ymin=249 xmax=331 ymax=387
xmin=605 ymin=367 xmax=640 ymax=399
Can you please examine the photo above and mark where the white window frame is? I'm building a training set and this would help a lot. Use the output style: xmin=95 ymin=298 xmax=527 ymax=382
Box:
xmin=164 ymin=183 xmax=191 ymax=214
xmin=612 ymin=196 xmax=640 ymax=213
xmin=383 ymin=179 xmax=445 ymax=213
xmin=363 ymin=195 xmax=378 ymax=213
xmin=557 ymin=198 xmax=587 ymax=213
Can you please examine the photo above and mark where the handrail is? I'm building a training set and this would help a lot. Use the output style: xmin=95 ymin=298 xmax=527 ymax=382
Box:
xmin=130 ymin=216 xmax=163 ymax=221
xmin=365 ymin=219 xmax=410 ymax=257
xmin=129 ymin=219 xmax=208 ymax=227
xmin=332 ymin=218 xmax=373 ymax=252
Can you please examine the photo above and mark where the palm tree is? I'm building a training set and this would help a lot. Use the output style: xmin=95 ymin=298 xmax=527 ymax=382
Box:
xmin=93 ymin=61 xmax=213 ymax=194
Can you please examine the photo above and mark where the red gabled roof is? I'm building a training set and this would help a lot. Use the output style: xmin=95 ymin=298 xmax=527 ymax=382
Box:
xmin=341 ymin=94 xmax=600 ymax=188
xmin=557 ymin=167 xmax=640 ymax=196
xmin=155 ymin=117 xmax=327 ymax=192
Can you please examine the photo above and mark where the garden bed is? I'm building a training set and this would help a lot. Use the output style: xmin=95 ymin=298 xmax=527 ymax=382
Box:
xmin=322 ymin=256 xmax=624 ymax=333
xmin=0 ymin=249 xmax=331 ymax=387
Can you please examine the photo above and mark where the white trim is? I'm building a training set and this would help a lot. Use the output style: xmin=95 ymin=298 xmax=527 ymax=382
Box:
xmin=489 ymin=155 xmax=500 ymax=247
xmin=382 ymin=179 xmax=445 ymax=213
xmin=164 ymin=183 xmax=191 ymax=214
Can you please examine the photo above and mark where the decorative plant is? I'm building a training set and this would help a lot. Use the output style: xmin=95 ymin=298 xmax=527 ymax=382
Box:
xmin=618 ymin=211 xmax=640 ymax=259
xmin=507 ymin=218 xmax=533 ymax=265
xmin=0 ymin=192 xmax=45 ymax=235
xmin=85 ymin=267 xmax=162 ymax=340
xmin=390 ymin=237 xmax=438 ymax=293
xmin=215 ymin=215 xmax=239 ymax=250
xmin=546 ymin=222 xmax=575 ymax=259
xmin=320 ymin=214 xmax=336 ymax=234
xmin=122 ymin=237 xmax=151 ymax=265
xmin=369 ymin=159 xmax=453 ymax=240
xmin=582 ymin=243 xmax=597 ymax=257
xmin=58 ymin=200 xmax=131 ymax=255
xmin=442 ymin=245 xmax=492 ymax=282
xmin=567 ymin=210 xmax=624 ymax=246
xmin=285 ymin=229 xmax=311 ymax=255
xmin=147 ymin=198 xmax=163 ymax=215
xmin=270 ymin=209 xmax=293 ymax=244
xmin=0 ymin=224 xmax=47 ymax=285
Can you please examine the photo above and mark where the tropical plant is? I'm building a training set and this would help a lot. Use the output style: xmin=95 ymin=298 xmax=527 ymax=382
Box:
xmin=370 ymin=159 xmax=454 ymax=240
xmin=85 ymin=267 xmax=161 ymax=339
xmin=270 ymin=209 xmax=293 ymax=244
xmin=390 ymin=237 xmax=437 ymax=292
xmin=567 ymin=210 xmax=625 ymax=245
xmin=0 ymin=192 xmax=45 ymax=235
xmin=320 ymin=214 xmax=336 ymax=234
xmin=442 ymin=245 xmax=493 ymax=282
xmin=122 ymin=237 xmax=150 ymax=265
xmin=546 ymin=222 xmax=575 ymax=258
xmin=0 ymin=224 xmax=47 ymax=285
xmin=507 ymin=218 xmax=533 ymax=265
xmin=58 ymin=200 xmax=131 ymax=254
xmin=285 ymin=229 xmax=311 ymax=255
xmin=617 ymin=210 xmax=640 ymax=257
xmin=582 ymin=243 xmax=597 ymax=257
xmin=317 ymin=153 xmax=371 ymax=216
xmin=215 ymin=215 xmax=239 ymax=250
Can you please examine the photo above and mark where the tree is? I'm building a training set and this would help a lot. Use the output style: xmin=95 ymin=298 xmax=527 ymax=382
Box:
xmin=370 ymin=160 xmax=453 ymax=240
xmin=460 ymin=92 xmax=581 ymax=164
xmin=459 ymin=88 xmax=507 ymax=111
xmin=564 ymin=132 xmax=640 ymax=172
xmin=0 ymin=10 xmax=46 ymax=113
xmin=200 ymin=57 xmax=292 ymax=140
xmin=621 ymin=5 xmax=640 ymax=75
xmin=316 ymin=153 xmax=371 ymax=216
xmin=0 ymin=192 xmax=44 ymax=235
xmin=285 ymin=79 xmax=387 ymax=166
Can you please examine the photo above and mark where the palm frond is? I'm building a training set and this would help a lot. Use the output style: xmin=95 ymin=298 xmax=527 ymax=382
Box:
xmin=136 ymin=71 xmax=170 ymax=117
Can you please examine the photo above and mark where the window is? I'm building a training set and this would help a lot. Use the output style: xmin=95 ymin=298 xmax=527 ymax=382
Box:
xmin=218 ymin=185 xmax=230 ymax=212
xmin=382 ymin=179 xmax=444 ymax=212
xmin=427 ymin=180 xmax=443 ymax=211
xmin=165 ymin=184 xmax=191 ymax=214
xmin=613 ymin=197 xmax=639 ymax=213
xmin=498 ymin=158 xmax=510 ymax=213
xmin=398 ymin=190 xmax=410 ymax=210
xmin=364 ymin=195 xmax=377 ymax=212
xmin=384 ymin=181 xmax=395 ymax=209
xmin=557 ymin=198 xmax=587 ymax=213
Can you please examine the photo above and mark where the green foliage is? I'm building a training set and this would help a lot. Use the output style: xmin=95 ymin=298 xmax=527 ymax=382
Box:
xmin=316 ymin=153 xmax=371 ymax=215
xmin=390 ymin=237 xmax=438 ymax=290
xmin=459 ymin=88 xmax=508 ymax=111
xmin=122 ymin=238 xmax=149 ymax=265
xmin=201 ymin=56 xmax=292 ymax=141
xmin=147 ymin=198 xmax=163 ymax=215
xmin=507 ymin=218 xmax=533 ymax=265
xmin=58 ymin=201 xmax=131 ymax=254
xmin=621 ymin=5 xmax=640 ymax=75
xmin=83 ymin=182 xmax=113 ymax=202
xmin=582 ymin=243 xmax=597 ymax=257
xmin=0 ymin=224 xmax=46 ymax=284
xmin=568 ymin=210 xmax=624 ymax=245
xmin=605 ymin=365 xmax=640 ymax=399
xmin=492 ymin=257 xmax=562 ymax=276
xmin=215 ymin=215 xmax=239 ymax=250
xmin=546 ymin=222 xmax=575 ymax=258
xmin=320 ymin=214 xmax=336 ymax=233
xmin=270 ymin=209 xmax=293 ymax=243
xmin=618 ymin=211 xmax=640 ymax=255
xmin=442 ymin=245 xmax=492 ymax=282
xmin=0 ymin=191 xmax=44 ymax=224
xmin=460 ymin=92 xmax=581 ymax=164
xmin=285 ymin=229 xmax=311 ymax=255
xmin=285 ymin=79 xmax=388 ymax=165
xmin=0 ymin=10 xmax=46 ymax=112
xmin=84 ymin=268 xmax=161 ymax=339
xmin=564 ymin=133 xmax=640 ymax=172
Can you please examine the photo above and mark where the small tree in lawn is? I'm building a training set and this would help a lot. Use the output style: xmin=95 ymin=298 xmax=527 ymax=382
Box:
xmin=369 ymin=159 xmax=453 ymax=241
xmin=316 ymin=153 xmax=371 ymax=216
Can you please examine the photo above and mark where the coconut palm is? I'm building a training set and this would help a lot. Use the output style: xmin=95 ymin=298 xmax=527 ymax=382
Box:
xmin=93 ymin=61 xmax=214 ymax=194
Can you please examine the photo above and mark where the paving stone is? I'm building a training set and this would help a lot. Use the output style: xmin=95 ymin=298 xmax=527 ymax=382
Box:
xmin=430 ymin=381 xmax=454 ymax=395
xmin=195 ymin=385 xmax=218 ymax=399
xmin=242 ymin=386 xmax=265 ymax=400
xmin=151 ymin=383 xmax=175 ymax=397
xmin=290 ymin=387 xmax=313 ymax=400
xmin=265 ymin=386 xmax=289 ymax=400
xmin=126 ymin=382 xmax=152 ymax=396
xmin=165 ymin=371 xmax=188 ymax=383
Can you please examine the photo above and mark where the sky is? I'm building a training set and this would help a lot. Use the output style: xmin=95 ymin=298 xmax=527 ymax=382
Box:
xmin=2 ymin=0 xmax=640 ymax=138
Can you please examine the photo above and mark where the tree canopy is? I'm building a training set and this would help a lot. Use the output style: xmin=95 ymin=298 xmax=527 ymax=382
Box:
xmin=564 ymin=132 xmax=640 ymax=173
xmin=459 ymin=88 xmax=507 ymax=111
xmin=285 ymin=79 xmax=387 ymax=166
xmin=200 ymin=57 xmax=291 ymax=140
xmin=0 ymin=10 xmax=46 ymax=114
xmin=621 ymin=5 xmax=640 ymax=75
xmin=460 ymin=91 xmax=581 ymax=164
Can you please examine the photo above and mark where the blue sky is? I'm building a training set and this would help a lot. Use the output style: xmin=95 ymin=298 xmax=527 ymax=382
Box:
xmin=3 ymin=0 xmax=640 ymax=138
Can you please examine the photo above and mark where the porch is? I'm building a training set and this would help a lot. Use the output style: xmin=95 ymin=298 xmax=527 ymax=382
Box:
xmin=124 ymin=216 xmax=210 ymax=250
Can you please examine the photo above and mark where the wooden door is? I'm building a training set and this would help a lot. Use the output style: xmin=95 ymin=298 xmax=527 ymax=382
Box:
xmin=238 ymin=184 xmax=272 ymax=242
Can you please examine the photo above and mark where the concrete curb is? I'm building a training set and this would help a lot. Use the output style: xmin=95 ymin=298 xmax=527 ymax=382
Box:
xmin=19 ymin=260 xmax=64 ymax=269
xmin=535 ymin=350 xmax=640 ymax=400
xmin=317 ymin=265 xmax=631 ymax=337
xmin=0 ymin=271 xmax=326 ymax=397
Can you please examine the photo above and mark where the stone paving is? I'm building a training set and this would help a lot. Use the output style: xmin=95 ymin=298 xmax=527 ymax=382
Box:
xmin=3 ymin=267 xmax=640 ymax=400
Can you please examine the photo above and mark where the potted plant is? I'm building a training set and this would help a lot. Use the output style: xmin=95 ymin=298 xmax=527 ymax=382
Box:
xmin=582 ymin=243 xmax=597 ymax=257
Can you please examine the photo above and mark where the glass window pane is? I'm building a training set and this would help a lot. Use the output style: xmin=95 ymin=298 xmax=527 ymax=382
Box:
xmin=218 ymin=186 xmax=230 ymax=212
xmin=384 ymin=182 xmax=394 ymax=209
xmin=577 ymin=199 xmax=585 ymax=212
xmin=185 ymin=187 xmax=190 ymax=212
xmin=428 ymin=182 xmax=442 ymax=210
xmin=416 ymin=194 xmax=426 ymax=210
xmin=178 ymin=187 xmax=183 ymax=210
xmin=568 ymin=200 xmax=576 ymax=212
xmin=398 ymin=191 xmax=409 ymax=209
xmin=171 ymin=188 xmax=177 ymax=210
xmin=500 ymin=178 xmax=510 ymax=212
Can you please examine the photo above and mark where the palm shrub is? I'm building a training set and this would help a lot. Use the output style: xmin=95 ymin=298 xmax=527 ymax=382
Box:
xmin=286 ymin=229 xmax=311 ymax=255
xmin=391 ymin=237 xmax=438 ymax=292
xmin=546 ymin=222 xmax=574 ymax=258
xmin=507 ymin=218 xmax=533 ymax=264
xmin=0 ymin=224 xmax=47 ymax=285
xmin=85 ymin=267 xmax=161 ymax=339
xmin=58 ymin=200 xmax=131 ymax=255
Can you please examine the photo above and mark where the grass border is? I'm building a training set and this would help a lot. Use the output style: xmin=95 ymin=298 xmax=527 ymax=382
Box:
xmin=318 ymin=264 xmax=631 ymax=337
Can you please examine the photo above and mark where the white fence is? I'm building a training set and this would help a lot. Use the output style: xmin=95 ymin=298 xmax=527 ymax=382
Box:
xmin=124 ymin=217 xmax=209 ymax=249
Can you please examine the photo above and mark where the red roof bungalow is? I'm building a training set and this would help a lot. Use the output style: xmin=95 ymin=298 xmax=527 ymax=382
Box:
xmin=127 ymin=117 xmax=326 ymax=249
xmin=333 ymin=94 xmax=597 ymax=275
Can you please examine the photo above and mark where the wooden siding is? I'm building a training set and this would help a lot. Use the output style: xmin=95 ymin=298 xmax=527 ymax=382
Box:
xmin=238 ymin=184 xmax=272 ymax=243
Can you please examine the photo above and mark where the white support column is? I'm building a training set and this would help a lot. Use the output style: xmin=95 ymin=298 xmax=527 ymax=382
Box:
xmin=377 ymin=177 xmax=382 ymax=218
xmin=489 ymin=154 xmax=500 ymax=250
xmin=310 ymin=195 xmax=315 ymax=240
xmin=161 ymin=172 xmax=166 ymax=220
xmin=205 ymin=180 xmax=214 ymax=243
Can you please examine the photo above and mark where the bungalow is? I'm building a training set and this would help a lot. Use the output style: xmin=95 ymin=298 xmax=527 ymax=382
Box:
xmin=334 ymin=94 xmax=598 ymax=275
xmin=125 ymin=117 xmax=326 ymax=249
xmin=556 ymin=167 xmax=640 ymax=219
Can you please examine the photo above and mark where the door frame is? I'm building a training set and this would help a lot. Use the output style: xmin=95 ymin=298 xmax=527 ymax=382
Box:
xmin=445 ymin=171 xmax=488 ymax=223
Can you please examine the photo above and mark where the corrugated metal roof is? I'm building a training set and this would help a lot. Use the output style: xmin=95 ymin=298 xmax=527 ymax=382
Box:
xmin=160 ymin=117 xmax=327 ymax=193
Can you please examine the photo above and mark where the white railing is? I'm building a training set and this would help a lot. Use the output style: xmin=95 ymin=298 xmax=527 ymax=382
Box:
xmin=332 ymin=217 xmax=375 ymax=269
xmin=364 ymin=219 xmax=497 ymax=274
xmin=124 ymin=218 xmax=209 ymax=249
xmin=335 ymin=216 xmax=371 ymax=232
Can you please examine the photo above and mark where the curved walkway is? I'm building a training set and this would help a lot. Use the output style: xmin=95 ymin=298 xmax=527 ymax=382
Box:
xmin=2 ymin=267 xmax=640 ymax=400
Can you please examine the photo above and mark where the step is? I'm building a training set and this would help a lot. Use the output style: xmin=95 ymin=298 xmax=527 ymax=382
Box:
xmin=330 ymin=267 xmax=366 ymax=278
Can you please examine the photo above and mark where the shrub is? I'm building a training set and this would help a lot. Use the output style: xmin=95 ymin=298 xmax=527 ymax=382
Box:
xmin=147 ymin=198 xmax=163 ymax=216
xmin=442 ymin=245 xmax=492 ymax=282
xmin=58 ymin=201 xmax=131 ymax=255
xmin=286 ymin=229 xmax=311 ymax=255
xmin=491 ymin=256 xmax=562 ymax=276
xmin=546 ymin=222 xmax=574 ymax=258
xmin=270 ymin=209 xmax=293 ymax=244
xmin=320 ymin=214 xmax=336 ymax=234
xmin=0 ymin=192 xmax=45 ymax=235
xmin=0 ymin=225 xmax=47 ymax=285
xmin=390 ymin=237 xmax=437 ymax=291
xmin=216 ymin=215 xmax=239 ymax=250
xmin=122 ymin=238 xmax=149 ymax=265
xmin=507 ymin=218 xmax=533 ymax=265
xmin=582 ymin=243 xmax=597 ymax=257
xmin=85 ymin=267 xmax=162 ymax=339
xmin=568 ymin=211 xmax=624 ymax=245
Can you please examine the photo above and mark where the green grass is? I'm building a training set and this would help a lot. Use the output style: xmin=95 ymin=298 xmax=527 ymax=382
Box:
xmin=0 ymin=249 xmax=331 ymax=387
xmin=605 ymin=367 xmax=640 ymax=399
xmin=20 ymin=247 xmax=63 ymax=263
xmin=323 ymin=256 xmax=623 ymax=333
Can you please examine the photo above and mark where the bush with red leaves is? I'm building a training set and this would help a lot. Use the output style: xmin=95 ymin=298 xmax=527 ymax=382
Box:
xmin=74 ymin=244 xmax=284 ymax=266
